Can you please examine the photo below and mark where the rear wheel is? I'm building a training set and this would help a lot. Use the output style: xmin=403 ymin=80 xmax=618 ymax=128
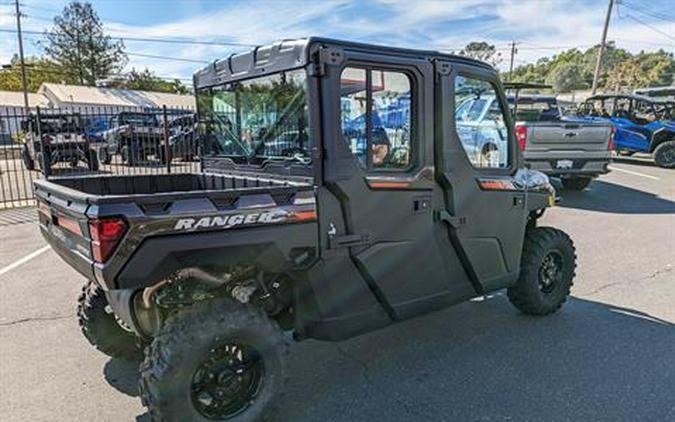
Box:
xmin=508 ymin=227 xmax=576 ymax=316
xmin=88 ymin=150 xmax=100 ymax=171
xmin=22 ymin=145 xmax=35 ymax=170
xmin=139 ymin=297 xmax=289 ymax=422
xmin=122 ymin=145 xmax=138 ymax=167
xmin=653 ymin=140 xmax=675 ymax=169
xmin=77 ymin=280 xmax=142 ymax=359
xmin=97 ymin=147 xmax=111 ymax=164
xmin=561 ymin=176 xmax=592 ymax=191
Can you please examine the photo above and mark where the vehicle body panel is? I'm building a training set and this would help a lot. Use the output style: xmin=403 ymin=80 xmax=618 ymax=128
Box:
xmin=37 ymin=37 xmax=556 ymax=342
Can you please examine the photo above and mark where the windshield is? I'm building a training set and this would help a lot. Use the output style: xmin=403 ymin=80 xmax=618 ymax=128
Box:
xmin=456 ymin=97 xmax=489 ymax=123
xmin=34 ymin=114 xmax=83 ymax=134
xmin=119 ymin=113 xmax=158 ymax=126
xmin=197 ymin=69 xmax=310 ymax=165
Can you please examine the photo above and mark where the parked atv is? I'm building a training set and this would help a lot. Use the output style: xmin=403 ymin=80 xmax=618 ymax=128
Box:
xmin=577 ymin=95 xmax=675 ymax=168
xmin=21 ymin=111 xmax=99 ymax=175
xmin=35 ymin=37 xmax=576 ymax=422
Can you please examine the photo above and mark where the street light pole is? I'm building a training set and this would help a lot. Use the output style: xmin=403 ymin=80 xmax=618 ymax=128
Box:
xmin=14 ymin=0 xmax=30 ymax=112
xmin=591 ymin=0 xmax=614 ymax=95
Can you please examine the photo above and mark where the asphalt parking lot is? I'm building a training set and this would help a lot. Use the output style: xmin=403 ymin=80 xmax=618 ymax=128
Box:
xmin=1 ymin=161 xmax=673 ymax=422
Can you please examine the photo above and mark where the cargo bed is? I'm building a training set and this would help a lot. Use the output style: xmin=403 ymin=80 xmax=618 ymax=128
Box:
xmin=33 ymin=171 xmax=317 ymax=289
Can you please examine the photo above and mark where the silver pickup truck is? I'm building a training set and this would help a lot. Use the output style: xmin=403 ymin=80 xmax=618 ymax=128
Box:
xmin=511 ymin=95 xmax=613 ymax=191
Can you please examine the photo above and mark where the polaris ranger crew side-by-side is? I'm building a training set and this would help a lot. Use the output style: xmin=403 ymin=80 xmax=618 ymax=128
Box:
xmin=35 ymin=38 xmax=577 ymax=422
xmin=22 ymin=111 xmax=99 ymax=175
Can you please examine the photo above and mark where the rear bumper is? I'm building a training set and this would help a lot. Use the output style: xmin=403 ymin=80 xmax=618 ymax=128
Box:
xmin=524 ymin=151 xmax=611 ymax=177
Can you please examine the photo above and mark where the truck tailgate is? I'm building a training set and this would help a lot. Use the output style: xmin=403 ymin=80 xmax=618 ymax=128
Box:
xmin=527 ymin=121 xmax=612 ymax=153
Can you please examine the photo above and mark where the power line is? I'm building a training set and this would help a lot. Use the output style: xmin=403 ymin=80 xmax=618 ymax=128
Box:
xmin=1 ymin=63 xmax=194 ymax=82
xmin=618 ymin=0 xmax=675 ymax=22
xmin=127 ymin=52 xmax=208 ymax=64
xmin=0 ymin=27 xmax=254 ymax=48
xmin=0 ymin=28 xmax=216 ymax=64
xmin=622 ymin=13 xmax=675 ymax=43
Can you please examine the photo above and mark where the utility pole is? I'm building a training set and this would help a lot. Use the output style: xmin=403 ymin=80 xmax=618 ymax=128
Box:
xmin=591 ymin=0 xmax=614 ymax=95
xmin=14 ymin=0 xmax=30 ymax=112
xmin=508 ymin=41 xmax=517 ymax=82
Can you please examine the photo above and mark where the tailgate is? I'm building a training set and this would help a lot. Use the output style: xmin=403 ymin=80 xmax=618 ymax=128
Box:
xmin=527 ymin=121 xmax=611 ymax=153
xmin=34 ymin=180 xmax=95 ymax=280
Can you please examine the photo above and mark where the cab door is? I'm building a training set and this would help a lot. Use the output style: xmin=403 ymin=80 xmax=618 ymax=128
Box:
xmin=316 ymin=49 xmax=475 ymax=322
xmin=436 ymin=62 xmax=528 ymax=293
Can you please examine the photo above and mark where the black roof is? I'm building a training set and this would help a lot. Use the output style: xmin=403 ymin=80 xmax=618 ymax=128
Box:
xmin=585 ymin=93 xmax=670 ymax=103
xmin=194 ymin=37 xmax=495 ymax=89
xmin=506 ymin=94 xmax=557 ymax=102
xmin=502 ymin=82 xmax=552 ymax=91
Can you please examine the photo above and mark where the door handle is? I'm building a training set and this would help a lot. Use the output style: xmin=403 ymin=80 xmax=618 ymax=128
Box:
xmin=437 ymin=210 xmax=467 ymax=228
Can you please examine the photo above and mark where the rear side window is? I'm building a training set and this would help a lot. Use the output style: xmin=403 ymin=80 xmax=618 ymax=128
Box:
xmin=454 ymin=75 xmax=509 ymax=169
xmin=340 ymin=67 xmax=413 ymax=170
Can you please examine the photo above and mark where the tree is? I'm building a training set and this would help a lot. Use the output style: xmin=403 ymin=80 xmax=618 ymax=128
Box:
xmin=41 ymin=2 xmax=127 ymax=86
xmin=457 ymin=42 xmax=503 ymax=67
xmin=107 ymin=68 xmax=190 ymax=94
xmin=546 ymin=62 xmax=586 ymax=92
xmin=0 ymin=55 xmax=78 ymax=92
xmin=605 ymin=58 xmax=651 ymax=93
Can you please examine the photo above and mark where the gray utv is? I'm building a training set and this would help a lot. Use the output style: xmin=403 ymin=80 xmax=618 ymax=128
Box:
xmin=35 ymin=37 xmax=576 ymax=422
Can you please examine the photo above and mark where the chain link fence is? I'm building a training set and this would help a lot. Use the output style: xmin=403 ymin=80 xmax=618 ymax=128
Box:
xmin=0 ymin=105 xmax=200 ymax=209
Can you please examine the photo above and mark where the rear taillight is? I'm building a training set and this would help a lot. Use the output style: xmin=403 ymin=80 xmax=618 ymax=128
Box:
xmin=608 ymin=125 xmax=616 ymax=151
xmin=89 ymin=218 xmax=127 ymax=263
xmin=516 ymin=125 xmax=527 ymax=151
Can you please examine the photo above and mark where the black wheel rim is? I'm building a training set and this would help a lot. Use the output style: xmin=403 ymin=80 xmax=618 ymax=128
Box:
xmin=538 ymin=251 xmax=563 ymax=294
xmin=660 ymin=147 xmax=675 ymax=166
xmin=191 ymin=343 xmax=265 ymax=420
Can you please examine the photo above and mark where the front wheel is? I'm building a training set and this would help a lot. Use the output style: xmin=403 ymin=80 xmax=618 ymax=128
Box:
xmin=77 ymin=280 xmax=142 ymax=359
xmin=561 ymin=176 xmax=592 ymax=191
xmin=653 ymin=140 xmax=675 ymax=169
xmin=508 ymin=227 xmax=576 ymax=316
xmin=139 ymin=297 xmax=289 ymax=422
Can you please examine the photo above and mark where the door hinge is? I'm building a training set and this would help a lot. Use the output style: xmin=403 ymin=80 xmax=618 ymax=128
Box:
xmin=329 ymin=233 xmax=370 ymax=249
xmin=437 ymin=210 xmax=467 ymax=228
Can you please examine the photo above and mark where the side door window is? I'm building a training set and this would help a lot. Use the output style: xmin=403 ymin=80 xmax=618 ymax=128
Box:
xmin=453 ymin=75 xmax=509 ymax=169
xmin=340 ymin=67 xmax=413 ymax=170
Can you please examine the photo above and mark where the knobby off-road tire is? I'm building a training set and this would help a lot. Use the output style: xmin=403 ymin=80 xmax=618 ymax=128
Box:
xmin=561 ymin=176 xmax=592 ymax=191
xmin=508 ymin=227 xmax=576 ymax=316
xmin=77 ymin=280 xmax=142 ymax=359
xmin=139 ymin=297 xmax=289 ymax=422
xmin=653 ymin=140 xmax=675 ymax=169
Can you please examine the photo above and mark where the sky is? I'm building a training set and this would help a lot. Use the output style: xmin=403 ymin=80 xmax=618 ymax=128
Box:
xmin=1 ymin=0 xmax=674 ymax=84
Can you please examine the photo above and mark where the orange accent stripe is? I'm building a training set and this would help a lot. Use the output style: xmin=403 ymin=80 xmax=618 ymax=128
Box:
xmin=368 ymin=181 xmax=411 ymax=189
xmin=291 ymin=210 xmax=317 ymax=221
xmin=478 ymin=180 xmax=515 ymax=190
xmin=56 ymin=215 xmax=82 ymax=236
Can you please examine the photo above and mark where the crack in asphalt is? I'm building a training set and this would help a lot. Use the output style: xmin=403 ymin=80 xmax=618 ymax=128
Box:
xmin=0 ymin=314 xmax=72 ymax=327
xmin=582 ymin=264 xmax=674 ymax=296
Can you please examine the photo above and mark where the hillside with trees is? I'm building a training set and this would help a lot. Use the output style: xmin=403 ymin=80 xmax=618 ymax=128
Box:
xmin=502 ymin=42 xmax=674 ymax=93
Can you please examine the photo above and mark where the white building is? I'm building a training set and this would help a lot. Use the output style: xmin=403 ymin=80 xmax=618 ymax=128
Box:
xmin=37 ymin=83 xmax=195 ymax=110
xmin=0 ymin=90 xmax=49 ymax=145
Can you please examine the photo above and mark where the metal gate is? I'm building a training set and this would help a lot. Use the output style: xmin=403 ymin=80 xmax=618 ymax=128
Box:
xmin=0 ymin=105 xmax=200 ymax=209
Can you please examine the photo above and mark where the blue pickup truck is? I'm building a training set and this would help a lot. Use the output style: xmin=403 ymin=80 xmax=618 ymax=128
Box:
xmin=577 ymin=94 xmax=675 ymax=168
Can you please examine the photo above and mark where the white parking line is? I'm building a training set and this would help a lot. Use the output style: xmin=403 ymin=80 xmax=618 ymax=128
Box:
xmin=0 ymin=246 xmax=51 ymax=277
xmin=608 ymin=166 xmax=660 ymax=181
